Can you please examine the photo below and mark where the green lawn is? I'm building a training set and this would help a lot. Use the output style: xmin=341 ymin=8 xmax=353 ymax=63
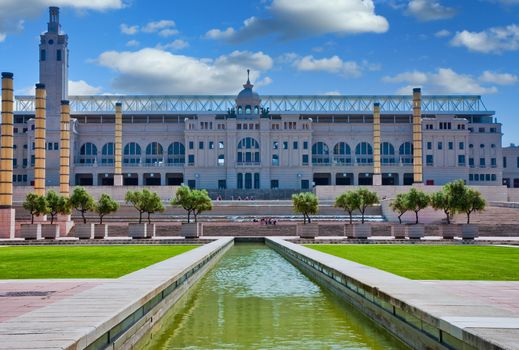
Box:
xmin=305 ymin=245 xmax=519 ymax=280
xmin=0 ymin=245 xmax=198 ymax=279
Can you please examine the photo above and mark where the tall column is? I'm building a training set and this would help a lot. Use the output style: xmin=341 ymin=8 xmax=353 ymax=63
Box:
xmin=0 ymin=72 xmax=15 ymax=238
xmin=412 ymin=88 xmax=423 ymax=184
xmin=373 ymin=102 xmax=382 ymax=186
xmin=59 ymin=100 xmax=70 ymax=197
xmin=34 ymin=84 xmax=46 ymax=196
xmin=114 ymin=102 xmax=123 ymax=186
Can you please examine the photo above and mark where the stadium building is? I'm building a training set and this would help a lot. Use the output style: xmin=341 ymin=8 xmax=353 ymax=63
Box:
xmin=7 ymin=7 xmax=519 ymax=191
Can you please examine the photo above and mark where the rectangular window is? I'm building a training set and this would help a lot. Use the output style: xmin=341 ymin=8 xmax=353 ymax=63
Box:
xmin=459 ymin=142 xmax=464 ymax=150
xmin=301 ymin=179 xmax=310 ymax=189
xmin=199 ymin=141 xmax=204 ymax=149
xmin=480 ymin=158 xmax=486 ymax=167
xmin=427 ymin=142 xmax=432 ymax=150
xmin=490 ymin=127 xmax=497 ymax=133
xmin=40 ymin=49 xmax=46 ymax=61
xmin=491 ymin=158 xmax=497 ymax=168
xmin=219 ymin=141 xmax=224 ymax=149
xmin=302 ymin=154 xmax=309 ymax=165
xmin=283 ymin=141 xmax=288 ymax=150
xmin=303 ymin=141 xmax=308 ymax=150
xmin=469 ymin=158 xmax=474 ymax=167
xmin=209 ymin=141 xmax=214 ymax=149
xmin=23 ymin=158 xmax=27 ymax=167
xmin=458 ymin=155 xmax=466 ymax=166
xmin=54 ymin=142 xmax=59 ymax=150
xmin=237 ymin=124 xmax=242 ymax=130
xmin=426 ymin=155 xmax=433 ymax=166
xmin=479 ymin=127 xmax=485 ymax=133
xmin=293 ymin=141 xmax=298 ymax=150
xmin=188 ymin=154 xmax=195 ymax=165
xmin=218 ymin=180 xmax=226 ymax=189
xmin=448 ymin=142 xmax=453 ymax=150
xmin=271 ymin=180 xmax=279 ymax=189
xmin=469 ymin=174 xmax=474 ymax=181
xmin=23 ymin=175 xmax=27 ymax=182
xmin=31 ymin=155 xmax=35 ymax=166
xmin=189 ymin=141 xmax=194 ymax=150
xmin=254 ymin=173 xmax=260 ymax=189
xmin=57 ymin=49 xmax=62 ymax=61
xmin=273 ymin=141 xmax=278 ymax=150
xmin=47 ymin=143 xmax=52 ymax=150
xmin=503 ymin=157 xmax=507 ymax=168
xmin=187 ymin=179 xmax=196 ymax=189
xmin=437 ymin=142 xmax=443 ymax=150
xmin=13 ymin=159 xmax=17 ymax=167
xmin=517 ymin=157 xmax=519 ymax=168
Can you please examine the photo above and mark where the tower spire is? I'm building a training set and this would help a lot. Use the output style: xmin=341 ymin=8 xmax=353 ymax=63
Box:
xmin=48 ymin=7 xmax=60 ymax=33
xmin=243 ymin=69 xmax=253 ymax=89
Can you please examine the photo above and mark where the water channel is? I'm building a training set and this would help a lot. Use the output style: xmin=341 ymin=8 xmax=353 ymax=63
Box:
xmin=137 ymin=244 xmax=408 ymax=349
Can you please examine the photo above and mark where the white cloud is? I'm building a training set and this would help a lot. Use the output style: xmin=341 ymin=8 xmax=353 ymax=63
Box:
xmin=0 ymin=1 xmax=123 ymax=41
xmin=324 ymin=91 xmax=342 ymax=96
xmin=157 ymin=39 xmax=189 ymax=51
xmin=479 ymin=71 xmax=518 ymax=85
xmin=294 ymin=55 xmax=362 ymax=78
xmin=406 ymin=0 xmax=456 ymax=21
xmin=450 ymin=25 xmax=519 ymax=54
xmin=126 ymin=39 xmax=139 ymax=47
xmin=69 ymin=80 xmax=102 ymax=95
xmin=383 ymin=68 xmax=498 ymax=94
xmin=120 ymin=23 xmax=138 ymax=35
xmin=205 ymin=0 xmax=388 ymax=42
xmin=96 ymin=48 xmax=273 ymax=94
xmin=142 ymin=20 xmax=175 ymax=33
xmin=0 ymin=33 xmax=5 ymax=42
xmin=158 ymin=28 xmax=179 ymax=37
xmin=435 ymin=29 xmax=451 ymax=38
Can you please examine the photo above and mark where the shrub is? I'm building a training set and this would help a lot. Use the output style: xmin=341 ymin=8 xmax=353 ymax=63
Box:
xmin=95 ymin=194 xmax=119 ymax=224
xmin=356 ymin=188 xmax=379 ymax=224
xmin=45 ymin=190 xmax=71 ymax=224
xmin=390 ymin=193 xmax=408 ymax=224
xmin=292 ymin=192 xmax=319 ymax=224
xmin=70 ymin=187 xmax=95 ymax=224
xmin=23 ymin=193 xmax=48 ymax=224
xmin=335 ymin=191 xmax=360 ymax=224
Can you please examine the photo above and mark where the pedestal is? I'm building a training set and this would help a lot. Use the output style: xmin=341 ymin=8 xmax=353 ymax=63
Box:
xmin=372 ymin=173 xmax=382 ymax=186
xmin=58 ymin=214 xmax=74 ymax=236
xmin=0 ymin=208 xmax=15 ymax=239
xmin=114 ymin=174 xmax=123 ymax=186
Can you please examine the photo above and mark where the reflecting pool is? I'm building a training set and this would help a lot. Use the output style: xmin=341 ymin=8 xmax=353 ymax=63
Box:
xmin=138 ymin=244 xmax=407 ymax=349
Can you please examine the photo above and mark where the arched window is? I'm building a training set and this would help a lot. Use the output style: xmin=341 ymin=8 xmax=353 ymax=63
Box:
xmin=167 ymin=142 xmax=185 ymax=165
xmin=218 ymin=154 xmax=225 ymax=166
xmin=312 ymin=142 xmax=330 ymax=165
xmin=333 ymin=142 xmax=351 ymax=164
xmin=237 ymin=106 xmax=243 ymax=115
xmin=254 ymin=106 xmax=259 ymax=114
xmin=100 ymin=143 xmax=114 ymax=165
xmin=145 ymin=142 xmax=163 ymax=164
xmin=237 ymin=137 xmax=260 ymax=164
xmin=399 ymin=142 xmax=414 ymax=164
xmin=381 ymin=142 xmax=395 ymax=164
xmin=79 ymin=142 xmax=97 ymax=164
xmin=245 ymin=105 xmax=251 ymax=114
xmin=124 ymin=142 xmax=141 ymax=164
xmin=355 ymin=142 xmax=373 ymax=164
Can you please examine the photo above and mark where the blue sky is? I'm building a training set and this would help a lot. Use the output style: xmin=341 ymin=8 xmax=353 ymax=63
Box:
xmin=0 ymin=0 xmax=518 ymax=143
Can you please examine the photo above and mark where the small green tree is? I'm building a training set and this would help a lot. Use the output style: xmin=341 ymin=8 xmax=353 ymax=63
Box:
xmin=430 ymin=190 xmax=453 ymax=224
xmin=191 ymin=189 xmax=213 ymax=223
xmin=460 ymin=188 xmax=486 ymax=224
xmin=335 ymin=191 xmax=360 ymax=224
xmin=70 ymin=187 xmax=95 ymax=224
xmin=356 ymin=188 xmax=379 ymax=224
xmin=171 ymin=186 xmax=196 ymax=223
xmin=431 ymin=180 xmax=469 ymax=224
xmin=406 ymin=188 xmax=430 ymax=224
xmin=390 ymin=193 xmax=408 ymax=224
xmin=23 ymin=193 xmax=48 ymax=224
xmin=126 ymin=190 xmax=146 ymax=224
xmin=95 ymin=194 xmax=119 ymax=224
xmin=292 ymin=192 xmax=319 ymax=224
xmin=142 ymin=189 xmax=165 ymax=224
xmin=45 ymin=190 xmax=71 ymax=224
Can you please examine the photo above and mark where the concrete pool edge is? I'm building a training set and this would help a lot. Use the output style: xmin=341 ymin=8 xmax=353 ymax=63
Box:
xmin=0 ymin=237 xmax=234 ymax=350
xmin=266 ymin=237 xmax=518 ymax=350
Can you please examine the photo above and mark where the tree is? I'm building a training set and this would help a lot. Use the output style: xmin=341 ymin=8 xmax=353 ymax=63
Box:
xmin=45 ymin=190 xmax=71 ymax=224
xmin=23 ymin=193 xmax=48 ymax=224
xmin=431 ymin=180 xmax=469 ymax=224
xmin=70 ymin=187 xmax=95 ymax=224
xmin=125 ymin=190 xmax=146 ymax=224
xmin=171 ymin=186 xmax=195 ymax=223
xmin=335 ymin=191 xmax=360 ymax=224
xmin=356 ymin=188 xmax=379 ymax=224
xmin=191 ymin=189 xmax=212 ymax=223
xmin=292 ymin=192 xmax=319 ymax=224
xmin=430 ymin=190 xmax=453 ymax=224
xmin=406 ymin=188 xmax=430 ymax=224
xmin=460 ymin=188 xmax=485 ymax=224
xmin=95 ymin=194 xmax=119 ymax=224
xmin=142 ymin=189 xmax=165 ymax=224
xmin=171 ymin=186 xmax=213 ymax=223
xmin=390 ymin=193 xmax=408 ymax=224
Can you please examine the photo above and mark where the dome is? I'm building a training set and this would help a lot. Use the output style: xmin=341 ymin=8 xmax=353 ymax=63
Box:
xmin=237 ymin=86 xmax=260 ymax=100
xmin=235 ymin=70 xmax=261 ymax=111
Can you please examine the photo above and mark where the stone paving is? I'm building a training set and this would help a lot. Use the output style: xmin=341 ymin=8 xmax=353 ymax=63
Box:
xmin=0 ymin=279 xmax=106 ymax=322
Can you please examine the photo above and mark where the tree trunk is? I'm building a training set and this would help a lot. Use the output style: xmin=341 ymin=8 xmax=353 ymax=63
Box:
xmin=349 ymin=212 xmax=353 ymax=225
xmin=445 ymin=210 xmax=450 ymax=224
xmin=147 ymin=212 xmax=151 ymax=224
xmin=50 ymin=214 xmax=54 ymax=225
xmin=398 ymin=213 xmax=402 ymax=224
xmin=467 ymin=212 xmax=470 ymax=224
xmin=31 ymin=213 xmax=34 ymax=225
xmin=308 ymin=215 xmax=311 ymax=224
xmin=100 ymin=215 xmax=104 ymax=225
xmin=139 ymin=211 xmax=142 ymax=224
xmin=415 ymin=210 xmax=419 ymax=224
xmin=81 ymin=210 xmax=87 ymax=224
xmin=303 ymin=213 xmax=307 ymax=224
xmin=187 ymin=210 xmax=191 ymax=223
xmin=361 ymin=209 xmax=365 ymax=224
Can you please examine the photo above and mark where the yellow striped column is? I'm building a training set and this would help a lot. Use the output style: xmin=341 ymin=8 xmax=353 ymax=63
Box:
xmin=0 ymin=73 xmax=14 ymax=208
xmin=372 ymin=102 xmax=382 ymax=185
xmin=60 ymin=100 xmax=70 ymax=197
xmin=34 ymin=84 xmax=46 ymax=196
xmin=0 ymin=72 xmax=16 ymax=238
xmin=114 ymin=102 xmax=123 ymax=186
xmin=412 ymin=88 xmax=423 ymax=184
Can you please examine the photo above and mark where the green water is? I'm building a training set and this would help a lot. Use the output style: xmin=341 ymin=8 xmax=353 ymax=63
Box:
xmin=139 ymin=244 xmax=408 ymax=349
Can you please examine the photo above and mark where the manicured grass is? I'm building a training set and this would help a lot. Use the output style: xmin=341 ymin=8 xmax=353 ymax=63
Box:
xmin=0 ymin=245 xmax=198 ymax=279
xmin=305 ymin=245 xmax=519 ymax=280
